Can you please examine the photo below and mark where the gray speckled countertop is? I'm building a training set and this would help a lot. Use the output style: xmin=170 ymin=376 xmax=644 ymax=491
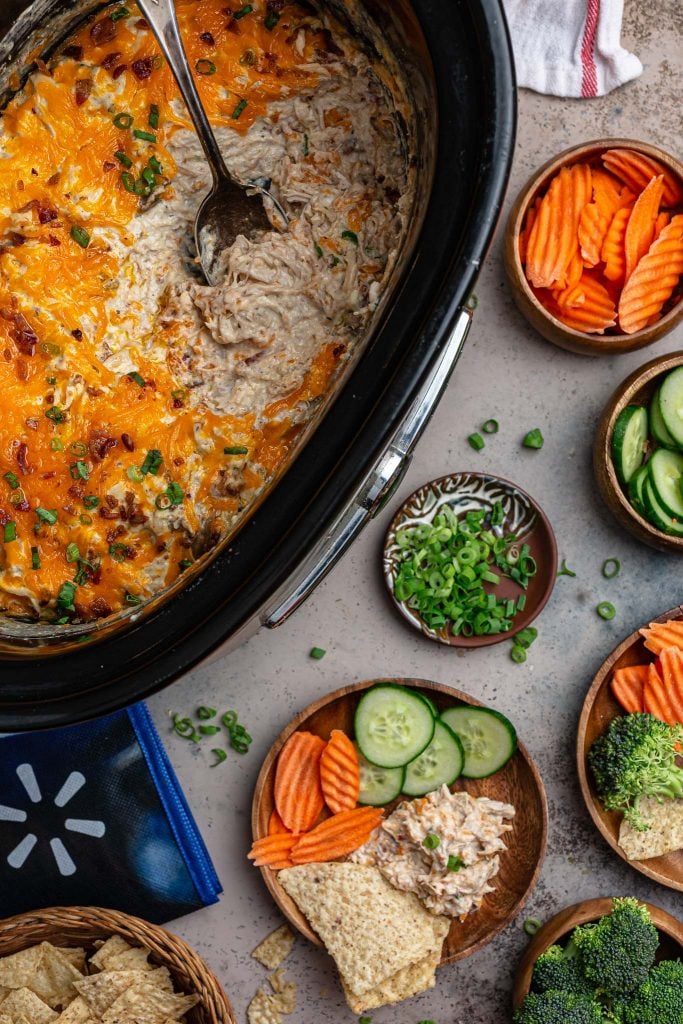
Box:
xmin=146 ymin=4 xmax=682 ymax=1020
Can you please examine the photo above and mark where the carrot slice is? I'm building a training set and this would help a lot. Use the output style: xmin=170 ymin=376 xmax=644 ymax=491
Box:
xmin=640 ymin=620 xmax=683 ymax=655
xmin=643 ymin=662 xmax=677 ymax=725
xmin=274 ymin=731 xmax=326 ymax=834
xmin=248 ymin=832 xmax=302 ymax=868
xmin=526 ymin=163 xmax=591 ymax=289
xmin=290 ymin=806 xmax=383 ymax=864
xmin=623 ymin=175 xmax=665 ymax=283
xmin=602 ymin=148 xmax=683 ymax=208
xmin=655 ymin=648 xmax=683 ymax=725
xmin=550 ymin=271 xmax=617 ymax=333
xmin=610 ymin=664 xmax=648 ymax=714
xmin=519 ymin=198 xmax=540 ymax=264
xmin=320 ymin=729 xmax=360 ymax=814
xmin=618 ymin=215 xmax=683 ymax=334
xmin=578 ymin=201 xmax=610 ymax=267
xmin=601 ymin=205 xmax=633 ymax=284
xmin=269 ymin=809 xmax=290 ymax=835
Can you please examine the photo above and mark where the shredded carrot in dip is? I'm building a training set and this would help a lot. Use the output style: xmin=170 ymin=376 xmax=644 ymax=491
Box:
xmin=0 ymin=0 xmax=410 ymax=623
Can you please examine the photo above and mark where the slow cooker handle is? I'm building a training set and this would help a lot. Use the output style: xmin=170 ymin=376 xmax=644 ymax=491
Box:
xmin=264 ymin=307 xmax=473 ymax=628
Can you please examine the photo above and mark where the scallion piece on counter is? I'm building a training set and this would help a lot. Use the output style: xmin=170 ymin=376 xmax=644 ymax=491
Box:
xmin=140 ymin=449 xmax=163 ymax=476
xmin=524 ymin=918 xmax=542 ymax=936
xmin=110 ymin=5 xmax=130 ymax=20
xmin=65 ymin=542 xmax=80 ymax=563
xmin=557 ymin=558 xmax=576 ymax=578
xmin=602 ymin=558 xmax=621 ymax=579
xmin=264 ymin=12 xmax=280 ymax=29
xmin=197 ymin=706 xmax=217 ymax=720
xmin=3 ymin=521 xmax=16 ymax=543
xmin=422 ymin=833 xmax=440 ymax=850
xmin=4 ymin=471 xmax=19 ymax=489
xmin=224 ymin=445 xmax=248 ymax=455
xmin=70 ymin=225 xmax=90 ymax=248
xmin=523 ymin=428 xmax=544 ymax=450
xmin=45 ymin=406 xmax=65 ymax=423
xmin=127 ymin=370 xmax=145 ymax=387
xmin=231 ymin=98 xmax=248 ymax=119
xmin=31 ymin=546 xmax=40 ymax=569
xmin=195 ymin=58 xmax=216 ymax=75
xmin=341 ymin=229 xmax=358 ymax=245
xmin=83 ymin=495 xmax=99 ymax=509
xmin=69 ymin=461 xmax=89 ymax=481
xmin=310 ymin=646 xmax=326 ymax=660
xmin=36 ymin=508 xmax=58 ymax=525
xmin=511 ymin=645 xmax=526 ymax=663
xmin=114 ymin=150 xmax=132 ymax=168
xmin=172 ymin=714 xmax=199 ymax=742
xmin=597 ymin=601 xmax=616 ymax=621
xmin=211 ymin=748 xmax=228 ymax=766
xmin=133 ymin=128 xmax=157 ymax=143
xmin=482 ymin=418 xmax=499 ymax=434
xmin=148 ymin=103 xmax=160 ymax=129
xmin=233 ymin=4 xmax=253 ymax=17
xmin=113 ymin=112 xmax=134 ymax=130
xmin=468 ymin=432 xmax=485 ymax=451
xmin=199 ymin=724 xmax=221 ymax=736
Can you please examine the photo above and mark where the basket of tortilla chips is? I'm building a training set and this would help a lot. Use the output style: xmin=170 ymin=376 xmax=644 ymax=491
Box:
xmin=0 ymin=905 xmax=235 ymax=1023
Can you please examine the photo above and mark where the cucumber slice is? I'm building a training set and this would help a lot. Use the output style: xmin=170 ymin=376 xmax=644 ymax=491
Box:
xmin=354 ymin=684 xmax=435 ymax=769
xmin=402 ymin=720 xmax=464 ymax=797
xmin=440 ymin=706 xmax=517 ymax=779
xmin=612 ymin=405 xmax=648 ymax=484
xmin=356 ymin=746 xmax=405 ymax=806
xmin=643 ymin=478 xmax=683 ymax=536
xmin=650 ymin=387 xmax=679 ymax=449
xmin=657 ymin=367 xmax=683 ymax=446
xmin=628 ymin=463 xmax=650 ymax=518
xmin=421 ymin=695 xmax=439 ymax=718
xmin=648 ymin=448 xmax=683 ymax=518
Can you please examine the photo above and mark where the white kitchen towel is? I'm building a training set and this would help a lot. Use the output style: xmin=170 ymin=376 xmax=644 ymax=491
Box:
xmin=503 ymin=0 xmax=643 ymax=98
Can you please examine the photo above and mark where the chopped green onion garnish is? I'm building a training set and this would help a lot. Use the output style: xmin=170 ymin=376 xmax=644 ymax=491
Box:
xmin=602 ymin=558 xmax=621 ymax=579
xmin=224 ymin=445 xmax=248 ymax=455
xmin=133 ymin=128 xmax=156 ymax=143
xmin=83 ymin=495 xmax=99 ymax=509
xmin=69 ymin=461 xmax=89 ymax=481
xmin=341 ymin=229 xmax=358 ymax=245
xmin=557 ymin=558 xmax=576 ymax=578
xmin=45 ymin=406 xmax=65 ymax=423
xmin=110 ymin=5 xmax=130 ymax=21
xmin=310 ymin=646 xmax=326 ymax=660
xmin=515 ymin=626 xmax=538 ymax=649
xmin=233 ymin=4 xmax=253 ymax=17
xmin=172 ymin=714 xmax=199 ymax=742
xmin=125 ymin=592 xmax=142 ymax=605
xmin=70 ymin=441 xmax=88 ymax=455
xmin=31 ymin=546 xmax=40 ymax=569
xmin=171 ymin=387 xmax=186 ymax=401
xmin=303 ymin=132 xmax=309 ymax=156
xmin=4 ymin=471 xmax=19 ymax=489
xmin=211 ymin=748 xmax=228 ymax=766
xmin=148 ymin=103 xmax=160 ymax=129
xmin=222 ymin=711 xmax=237 ymax=729
xmin=46 ymin=376 xmax=57 ymax=385
xmin=125 ymin=466 xmax=142 ymax=483
xmin=197 ymin=706 xmax=217 ymax=720
xmin=140 ymin=449 xmax=163 ymax=476
xmin=149 ymin=155 xmax=163 ymax=175
xmin=41 ymin=341 xmax=61 ymax=356
xmin=597 ymin=601 xmax=616 ymax=621
xmin=36 ymin=508 xmax=58 ymax=525
xmin=239 ymin=48 xmax=256 ymax=65
xmin=482 ymin=418 xmax=499 ymax=434
xmin=70 ymin=225 xmax=90 ymax=248
xmin=127 ymin=370 xmax=145 ymax=387
xmin=65 ymin=542 xmax=80 ymax=563
xmin=199 ymin=724 xmax=221 ymax=736
xmin=422 ymin=833 xmax=440 ymax=850
xmin=109 ymin=542 xmax=127 ymax=562
xmin=113 ymin=112 xmax=134 ymax=130
xmin=314 ymin=243 xmax=323 ymax=258
xmin=465 ymin=293 xmax=478 ymax=311
xmin=121 ymin=171 xmax=139 ymax=194
xmin=447 ymin=855 xmax=464 ymax=872
xmin=114 ymin=150 xmax=132 ymax=168
xmin=155 ymin=493 xmax=171 ymax=510
xmin=195 ymin=58 xmax=216 ymax=75
xmin=166 ymin=481 xmax=184 ymax=505
xmin=468 ymin=432 xmax=485 ymax=451
xmin=80 ymin=514 xmax=92 ymax=525
xmin=264 ymin=11 xmax=280 ymax=29
xmin=141 ymin=166 xmax=156 ymax=188
xmin=232 ymin=98 xmax=248 ymax=119
xmin=523 ymin=428 xmax=544 ymax=450
xmin=524 ymin=918 xmax=542 ymax=936
xmin=3 ymin=522 xmax=16 ymax=543
xmin=179 ymin=558 xmax=192 ymax=570
xmin=57 ymin=580 xmax=77 ymax=612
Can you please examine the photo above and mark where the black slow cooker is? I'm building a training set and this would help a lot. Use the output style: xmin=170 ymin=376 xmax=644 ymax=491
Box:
xmin=0 ymin=0 xmax=516 ymax=729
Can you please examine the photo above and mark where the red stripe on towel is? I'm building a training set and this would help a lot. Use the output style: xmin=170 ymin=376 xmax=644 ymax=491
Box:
xmin=580 ymin=0 xmax=600 ymax=97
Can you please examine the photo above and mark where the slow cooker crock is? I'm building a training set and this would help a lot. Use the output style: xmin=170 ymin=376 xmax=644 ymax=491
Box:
xmin=0 ymin=0 xmax=516 ymax=729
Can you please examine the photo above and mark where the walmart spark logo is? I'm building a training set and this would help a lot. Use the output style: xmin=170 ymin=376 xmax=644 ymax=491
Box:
xmin=0 ymin=763 xmax=106 ymax=876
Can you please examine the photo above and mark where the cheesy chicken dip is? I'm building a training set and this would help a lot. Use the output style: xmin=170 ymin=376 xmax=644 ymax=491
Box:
xmin=0 ymin=0 xmax=410 ymax=623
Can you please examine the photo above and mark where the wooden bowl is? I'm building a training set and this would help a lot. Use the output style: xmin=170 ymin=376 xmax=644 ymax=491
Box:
xmin=577 ymin=605 xmax=683 ymax=891
xmin=0 ymin=905 xmax=236 ymax=1024
xmin=594 ymin=351 xmax=683 ymax=553
xmin=251 ymin=678 xmax=548 ymax=965
xmin=383 ymin=473 xmax=558 ymax=647
xmin=504 ymin=138 xmax=683 ymax=356
xmin=512 ymin=897 xmax=683 ymax=1010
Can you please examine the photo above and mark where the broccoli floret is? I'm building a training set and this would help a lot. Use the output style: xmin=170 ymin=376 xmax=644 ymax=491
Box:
xmin=588 ymin=712 xmax=683 ymax=830
xmin=572 ymin=897 xmax=659 ymax=999
xmin=513 ymin=990 xmax=603 ymax=1024
xmin=617 ymin=959 xmax=683 ymax=1023
xmin=531 ymin=940 xmax=595 ymax=997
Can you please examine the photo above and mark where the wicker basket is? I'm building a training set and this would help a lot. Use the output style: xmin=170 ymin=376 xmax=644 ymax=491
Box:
xmin=0 ymin=906 xmax=236 ymax=1024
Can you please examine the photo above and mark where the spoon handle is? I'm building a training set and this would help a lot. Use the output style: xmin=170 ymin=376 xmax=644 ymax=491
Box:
xmin=136 ymin=0 xmax=230 ymax=185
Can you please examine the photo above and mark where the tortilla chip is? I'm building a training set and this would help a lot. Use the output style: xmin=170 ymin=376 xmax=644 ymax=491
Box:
xmin=279 ymin=864 xmax=448 ymax=1000
xmin=0 ymin=988 xmax=58 ymax=1023
xmin=100 ymin=977 xmax=199 ymax=1024
xmin=54 ymin=997 xmax=97 ymax=1023
xmin=619 ymin=796 xmax=683 ymax=860
xmin=342 ymin=945 xmax=440 ymax=1013
xmin=268 ymin=971 xmax=296 ymax=1014
xmin=251 ymin=926 xmax=295 ymax=970
xmin=74 ymin=970 xmax=153 ymax=1016
xmin=100 ymin=948 xmax=154 ymax=973
xmin=88 ymin=937 xmax=132 ymax=971
xmin=57 ymin=950 xmax=87 ymax=976
xmin=0 ymin=943 xmax=81 ymax=1009
xmin=247 ymin=987 xmax=284 ymax=1024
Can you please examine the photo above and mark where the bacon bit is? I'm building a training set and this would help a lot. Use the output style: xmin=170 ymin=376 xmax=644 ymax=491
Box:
xmin=332 ymin=344 xmax=346 ymax=358
xmin=47 ymin=172 xmax=61 ymax=186
xmin=16 ymin=180 xmax=24 ymax=191
xmin=41 ymin=470 xmax=56 ymax=480
xmin=62 ymin=44 xmax=84 ymax=60
xmin=7 ymin=232 xmax=26 ymax=247
xmin=121 ymin=432 xmax=135 ymax=451
xmin=172 ymin=397 xmax=184 ymax=409
xmin=136 ymin=18 xmax=149 ymax=28
xmin=38 ymin=206 xmax=58 ymax=224
xmin=0 ymin=509 xmax=10 ymax=526
xmin=103 ymin=161 xmax=116 ymax=172
xmin=98 ymin=506 xmax=119 ymax=520
xmin=25 ymin=416 xmax=38 ymax=429
xmin=45 ymin=393 xmax=54 ymax=405
xmin=0 ymin=307 xmax=38 ymax=356
xmin=68 ymin=482 xmax=84 ymax=498
xmin=74 ymin=79 xmax=92 ymax=106
xmin=71 ymin=328 xmax=83 ymax=340
xmin=106 ymin=526 xmax=125 ymax=544
xmin=3 ymin=349 xmax=11 ymax=361
xmin=18 ymin=199 xmax=40 ymax=213
xmin=14 ymin=500 xmax=30 ymax=512
xmin=113 ymin=64 xmax=127 ymax=79
xmin=173 ymin=456 xmax=185 ymax=466
xmin=86 ymin=386 xmax=103 ymax=399
xmin=16 ymin=362 xmax=29 ymax=383
xmin=90 ymin=16 xmax=117 ymax=45
xmin=200 ymin=31 xmax=215 ymax=45
xmin=16 ymin=443 xmax=30 ymax=475
xmin=100 ymin=52 xmax=122 ymax=70
xmin=131 ymin=57 xmax=153 ymax=80
xmin=227 ymin=18 xmax=241 ymax=34
xmin=90 ymin=597 xmax=112 ymax=618
xmin=35 ymin=58 xmax=51 ymax=77
xmin=104 ymin=494 xmax=118 ymax=509
xmin=89 ymin=433 xmax=117 ymax=461
xmin=48 ymin=235 xmax=61 ymax=246
xmin=128 ymin=507 xmax=148 ymax=525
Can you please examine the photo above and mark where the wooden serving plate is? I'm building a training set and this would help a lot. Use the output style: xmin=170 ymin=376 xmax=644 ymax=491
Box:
xmin=251 ymin=679 xmax=548 ymax=966
xmin=512 ymin=897 xmax=683 ymax=1010
xmin=383 ymin=473 xmax=557 ymax=648
xmin=594 ymin=351 xmax=683 ymax=554
xmin=577 ymin=605 xmax=683 ymax=891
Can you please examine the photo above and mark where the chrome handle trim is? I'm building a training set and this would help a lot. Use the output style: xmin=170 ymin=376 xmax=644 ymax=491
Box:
xmin=263 ymin=307 xmax=472 ymax=628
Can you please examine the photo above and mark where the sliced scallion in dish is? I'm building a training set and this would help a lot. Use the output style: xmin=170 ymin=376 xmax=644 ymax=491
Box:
xmin=341 ymin=229 xmax=358 ymax=245
xmin=140 ymin=449 xmax=163 ymax=476
xmin=113 ymin=112 xmax=133 ymax=130
xmin=31 ymin=546 xmax=40 ymax=569
xmin=224 ymin=445 xmax=248 ymax=455
xmin=70 ymin=225 xmax=90 ymax=248
xmin=524 ymin=918 xmax=542 ymax=936
xmin=148 ymin=104 xmax=160 ymax=129
xmin=195 ymin=59 xmax=216 ymax=75
xmin=3 ymin=471 xmax=19 ymax=489
xmin=232 ymin=98 xmax=248 ymax=119
xmin=36 ymin=508 xmax=58 ymax=525
xmin=233 ymin=4 xmax=253 ymax=18
xmin=114 ymin=150 xmax=132 ymax=168
xmin=264 ymin=11 xmax=280 ymax=29
xmin=133 ymin=128 xmax=157 ymax=143
xmin=3 ymin=522 xmax=16 ymax=543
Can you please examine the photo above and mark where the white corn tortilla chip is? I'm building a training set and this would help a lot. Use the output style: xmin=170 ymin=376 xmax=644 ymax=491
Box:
xmin=342 ymin=945 xmax=440 ymax=1013
xmin=251 ymin=926 xmax=295 ymax=970
xmin=268 ymin=971 xmax=296 ymax=1014
xmin=74 ymin=970 xmax=152 ymax=1016
xmin=54 ymin=997 xmax=97 ymax=1023
xmin=57 ymin=950 xmax=87 ymax=976
xmin=279 ymin=863 xmax=448 ymax=999
xmin=88 ymin=937 xmax=132 ymax=971
xmin=0 ymin=943 xmax=81 ymax=1009
xmin=0 ymin=987 xmax=58 ymax=1023
xmin=101 ymin=979 xmax=199 ymax=1024
xmin=619 ymin=796 xmax=683 ymax=860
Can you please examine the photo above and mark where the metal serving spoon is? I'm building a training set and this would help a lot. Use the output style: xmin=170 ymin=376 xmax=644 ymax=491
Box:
xmin=135 ymin=0 xmax=287 ymax=285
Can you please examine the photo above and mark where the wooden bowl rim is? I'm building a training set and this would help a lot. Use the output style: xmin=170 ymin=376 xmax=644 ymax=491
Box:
xmin=506 ymin=137 xmax=683 ymax=349
xmin=382 ymin=471 xmax=558 ymax=648
xmin=251 ymin=677 xmax=549 ymax=965
xmin=512 ymin=897 xmax=683 ymax=1009
xmin=576 ymin=604 xmax=683 ymax=891
xmin=594 ymin=350 xmax=683 ymax=551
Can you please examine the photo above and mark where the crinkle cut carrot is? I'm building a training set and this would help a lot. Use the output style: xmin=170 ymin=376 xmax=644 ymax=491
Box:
xmin=248 ymin=832 xmax=302 ymax=868
xmin=578 ymin=201 xmax=610 ymax=267
xmin=640 ymin=619 xmax=683 ymax=656
xmin=518 ymin=198 xmax=540 ymax=264
xmin=654 ymin=211 xmax=670 ymax=240
xmin=643 ymin=662 xmax=677 ymax=726
xmin=526 ymin=163 xmax=591 ymax=289
xmin=269 ymin=809 xmax=291 ymax=835
xmin=602 ymin=148 xmax=683 ymax=208
xmin=623 ymin=175 xmax=665 ymax=283
xmin=601 ymin=204 xmax=633 ymax=283
xmin=274 ymin=731 xmax=326 ymax=833
xmin=320 ymin=729 xmax=360 ymax=814
xmin=591 ymin=167 xmax=634 ymax=215
xmin=610 ymin=664 xmax=648 ymax=714
xmin=656 ymin=648 xmax=683 ymax=725
xmin=551 ymin=271 xmax=617 ymax=332
xmin=290 ymin=806 xmax=383 ymax=864
xmin=618 ymin=215 xmax=683 ymax=334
